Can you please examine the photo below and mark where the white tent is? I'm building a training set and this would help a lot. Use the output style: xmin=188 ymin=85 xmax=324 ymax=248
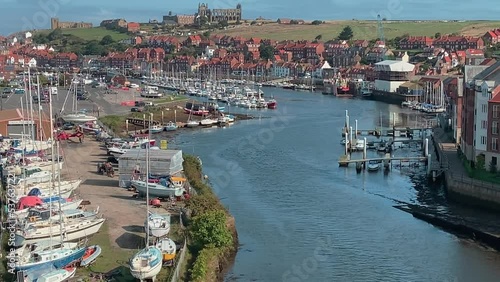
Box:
xmin=118 ymin=149 xmax=183 ymax=188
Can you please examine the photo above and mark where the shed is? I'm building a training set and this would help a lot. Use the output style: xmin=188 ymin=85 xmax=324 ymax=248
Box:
xmin=118 ymin=149 xmax=183 ymax=188
xmin=0 ymin=109 xmax=51 ymax=140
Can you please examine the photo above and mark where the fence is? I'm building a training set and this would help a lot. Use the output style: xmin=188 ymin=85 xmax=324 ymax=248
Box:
xmin=169 ymin=209 xmax=188 ymax=282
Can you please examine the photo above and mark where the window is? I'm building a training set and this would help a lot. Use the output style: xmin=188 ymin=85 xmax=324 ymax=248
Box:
xmin=493 ymin=138 xmax=498 ymax=151
xmin=481 ymin=136 xmax=487 ymax=145
xmin=482 ymin=104 xmax=488 ymax=113
xmin=482 ymin=120 xmax=487 ymax=129
xmin=493 ymin=156 xmax=498 ymax=165
xmin=494 ymin=105 xmax=500 ymax=118
xmin=493 ymin=122 xmax=499 ymax=135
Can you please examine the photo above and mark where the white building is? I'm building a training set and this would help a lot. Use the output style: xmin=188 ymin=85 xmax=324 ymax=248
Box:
xmin=204 ymin=46 xmax=215 ymax=58
xmin=473 ymin=80 xmax=494 ymax=155
xmin=374 ymin=60 xmax=415 ymax=92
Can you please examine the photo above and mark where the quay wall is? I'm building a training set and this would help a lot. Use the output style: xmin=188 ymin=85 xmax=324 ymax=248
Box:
xmin=370 ymin=91 xmax=407 ymax=105
xmin=431 ymin=134 xmax=500 ymax=211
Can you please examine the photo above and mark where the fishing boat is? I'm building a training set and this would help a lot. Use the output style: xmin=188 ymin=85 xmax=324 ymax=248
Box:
xmin=79 ymin=245 xmax=102 ymax=267
xmin=148 ymin=125 xmax=164 ymax=134
xmin=129 ymin=115 xmax=163 ymax=282
xmin=131 ymin=179 xmax=185 ymax=198
xmin=23 ymin=265 xmax=77 ymax=282
xmin=164 ymin=121 xmax=178 ymax=131
xmin=367 ymin=160 xmax=381 ymax=172
xmin=200 ymin=118 xmax=218 ymax=127
xmin=267 ymin=98 xmax=277 ymax=109
xmin=156 ymin=237 xmax=176 ymax=262
xmin=145 ymin=212 xmax=171 ymax=238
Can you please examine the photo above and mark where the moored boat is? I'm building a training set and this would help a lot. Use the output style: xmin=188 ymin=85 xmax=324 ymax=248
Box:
xmin=156 ymin=237 xmax=177 ymax=262
xmin=267 ymin=99 xmax=277 ymax=109
xmin=23 ymin=265 xmax=77 ymax=282
xmin=129 ymin=246 xmax=163 ymax=281
xmin=164 ymin=121 xmax=178 ymax=131
xmin=367 ymin=160 xmax=381 ymax=172
xmin=79 ymin=245 xmax=102 ymax=267
xmin=131 ymin=179 xmax=185 ymax=198
xmin=145 ymin=212 xmax=171 ymax=238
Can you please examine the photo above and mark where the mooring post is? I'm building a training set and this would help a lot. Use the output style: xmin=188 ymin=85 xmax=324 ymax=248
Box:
xmin=143 ymin=114 xmax=146 ymax=129
xmin=161 ymin=111 xmax=164 ymax=123
xmin=425 ymin=138 xmax=429 ymax=157
xmin=355 ymin=120 xmax=358 ymax=139
xmin=363 ymin=137 xmax=367 ymax=160
xmin=393 ymin=112 xmax=396 ymax=127
xmin=346 ymin=112 xmax=350 ymax=136
xmin=125 ymin=119 xmax=129 ymax=132
xmin=344 ymin=136 xmax=348 ymax=155
xmin=427 ymin=154 xmax=432 ymax=176
xmin=350 ymin=126 xmax=353 ymax=148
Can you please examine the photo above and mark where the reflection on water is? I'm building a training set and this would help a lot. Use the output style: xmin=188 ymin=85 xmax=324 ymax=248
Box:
xmin=171 ymin=89 xmax=500 ymax=282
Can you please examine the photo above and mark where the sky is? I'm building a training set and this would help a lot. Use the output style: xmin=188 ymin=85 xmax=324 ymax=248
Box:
xmin=0 ymin=0 xmax=499 ymax=35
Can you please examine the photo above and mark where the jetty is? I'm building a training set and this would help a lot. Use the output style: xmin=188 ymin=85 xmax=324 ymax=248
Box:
xmin=126 ymin=117 xmax=161 ymax=128
xmin=338 ymin=110 xmax=440 ymax=177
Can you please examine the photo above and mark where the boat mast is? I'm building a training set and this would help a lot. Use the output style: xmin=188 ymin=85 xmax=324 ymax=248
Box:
xmin=36 ymin=75 xmax=42 ymax=141
xmin=56 ymin=141 xmax=63 ymax=244
xmin=28 ymin=67 xmax=35 ymax=140
xmin=49 ymin=83 xmax=56 ymax=250
xmin=145 ymin=113 xmax=151 ymax=247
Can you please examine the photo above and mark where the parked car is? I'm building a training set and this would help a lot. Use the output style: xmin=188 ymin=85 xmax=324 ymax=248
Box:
xmin=131 ymin=107 xmax=143 ymax=112
xmin=134 ymin=101 xmax=145 ymax=107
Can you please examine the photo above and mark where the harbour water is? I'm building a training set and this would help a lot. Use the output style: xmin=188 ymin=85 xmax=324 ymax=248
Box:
xmin=172 ymin=88 xmax=500 ymax=282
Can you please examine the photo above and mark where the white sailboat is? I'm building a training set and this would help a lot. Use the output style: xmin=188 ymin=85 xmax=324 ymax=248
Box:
xmin=60 ymin=78 xmax=97 ymax=123
xmin=129 ymin=114 xmax=163 ymax=282
xmin=145 ymin=212 xmax=171 ymax=238
xmin=156 ymin=237 xmax=176 ymax=262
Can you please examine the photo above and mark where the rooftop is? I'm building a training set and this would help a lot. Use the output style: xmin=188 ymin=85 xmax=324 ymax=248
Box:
xmin=374 ymin=60 xmax=415 ymax=72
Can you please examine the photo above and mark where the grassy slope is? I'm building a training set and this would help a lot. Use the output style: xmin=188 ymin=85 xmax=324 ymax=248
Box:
xmin=214 ymin=20 xmax=500 ymax=41
xmin=37 ymin=27 xmax=129 ymax=41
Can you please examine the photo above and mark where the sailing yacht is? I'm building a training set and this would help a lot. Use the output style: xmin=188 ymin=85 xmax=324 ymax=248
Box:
xmin=60 ymin=78 xmax=97 ymax=123
xmin=145 ymin=212 xmax=171 ymax=238
xmin=129 ymin=114 xmax=163 ymax=282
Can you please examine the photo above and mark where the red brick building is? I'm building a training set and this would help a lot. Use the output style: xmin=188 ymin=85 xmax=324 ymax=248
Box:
xmin=486 ymin=85 xmax=500 ymax=167
xmin=127 ymin=22 xmax=140 ymax=33
xmin=399 ymin=36 xmax=434 ymax=50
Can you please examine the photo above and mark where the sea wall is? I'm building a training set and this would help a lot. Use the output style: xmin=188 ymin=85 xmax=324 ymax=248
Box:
xmin=370 ymin=90 xmax=407 ymax=105
xmin=431 ymin=135 xmax=500 ymax=211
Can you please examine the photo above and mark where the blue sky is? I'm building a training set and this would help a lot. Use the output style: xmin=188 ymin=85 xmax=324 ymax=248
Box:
xmin=0 ymin=0 xmax=499 ymax=35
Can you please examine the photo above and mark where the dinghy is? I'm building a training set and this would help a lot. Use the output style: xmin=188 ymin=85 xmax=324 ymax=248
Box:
xmin=80 ymin=245 xmax=102 ymax=267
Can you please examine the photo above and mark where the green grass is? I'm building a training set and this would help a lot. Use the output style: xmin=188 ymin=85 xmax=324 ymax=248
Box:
xmin=214 ymin=20 xmax=500 ymax=41
xmin=151 ymin=95 xmax=188 ymax=104
xmin=460 ymin=154 xmax=500 ymax=185
xmin=37 ymin=27 xmax=129 ymax=41
xmin=98 ymin=115 xmax=126 ymax=134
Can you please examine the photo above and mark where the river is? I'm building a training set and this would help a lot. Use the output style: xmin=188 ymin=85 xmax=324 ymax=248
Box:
xmin=170 ymin=88 xmax=500 ymax=282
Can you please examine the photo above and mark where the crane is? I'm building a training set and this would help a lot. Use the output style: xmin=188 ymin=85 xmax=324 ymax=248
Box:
xmin=377 ymin=15 xmax=387 ymax=61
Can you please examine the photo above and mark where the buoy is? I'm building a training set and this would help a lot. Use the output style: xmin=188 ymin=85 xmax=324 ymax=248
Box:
xmin=204 ymin=175 xmax=208 ymax=179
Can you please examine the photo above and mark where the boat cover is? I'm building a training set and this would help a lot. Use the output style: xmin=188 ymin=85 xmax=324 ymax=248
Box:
xmin=27 ymin=188 xmax=42 ymax=196
xmin=17 ymin=196 xmax=43 ymax=209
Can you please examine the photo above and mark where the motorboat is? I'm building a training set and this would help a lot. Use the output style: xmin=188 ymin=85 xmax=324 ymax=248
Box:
xmin=79 ymin=245 xmax=102 ymax=267
xmin=148 ymin=125 xmax=164 ymax=134
xmin=401 ymin=101 xmax=412 ymax=107
xmin=267 ymin=99 xmax=277 ymax=109
xmin=355 ymin=140 xmax=365 ymax=151
xmin=340 ymin=139 xmax=350 ymax=145
xmin=145 ymin=212 xmax=171 ymax=238
xmin=60 ymin=113 xmax=97 ymax=123
xmin=164 ymin=121 xmax=178 ymax=131
xmin=367 ymin=160 xmax=381 ymax=172
xmin=156 ymin=237 xmax=176 ymax=262
xmin=131 ymin=180 xmax=185 ymax=198
xmin=14 ymin=217 xmax=106 ymax=247
xmin=79 ymin=121 xmax=101 ymax=134
xmin=23 ymin=265 xmax=77 ymax=281
xmin=129 ymin=246 xmax=163 ymax=281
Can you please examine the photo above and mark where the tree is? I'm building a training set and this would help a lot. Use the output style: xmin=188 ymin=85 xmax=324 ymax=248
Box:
xmin=202 ymin=31 xmax=211 ymax=39
xmin=218 ymin=20 xmax=229 ymax=29
xmin=33 ymin=33 xmax=49 ymax=44
xmin=315 ymin=34 xmax=322 ymax=41
xmin=259 ymin=44 xmax=275 ymax=60
xmin=434 ymin=32 xmax=441 ymax=39
xmin=290 ymin=20 xmax=299 ymax=24
xmin=100 ymin=35 xmax=114 ymax=45
xmin=311 ymin=20 xmax=323 ymax=25
xmin=47 ymin=28 xmax=63 ymax=41
xmin=190 ymin=210 xmax=232 ymax=248
xmin=338 ymin=26 xmax=353 ymax=40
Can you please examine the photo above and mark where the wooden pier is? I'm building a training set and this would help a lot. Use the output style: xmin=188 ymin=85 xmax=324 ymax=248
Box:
xmin=126 ymin=118 xmax=161 ymax=128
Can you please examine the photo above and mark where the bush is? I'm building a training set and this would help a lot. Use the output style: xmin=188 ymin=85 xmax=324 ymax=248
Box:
xmin=190 ymin=210 xmax=232 ymax=249
xmin=190 ymin=246 xmax=221 ymax=282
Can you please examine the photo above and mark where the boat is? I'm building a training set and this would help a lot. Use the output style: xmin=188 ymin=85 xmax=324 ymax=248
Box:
xmin=131 ymin=179 xmax=185 ymax=198
xmin=129 ymin=246 xmax=163 ymax=281
xmin=14 ymin=242 xmax=86 ymax=271
xmin=7 ymin=166 xmax=56 ymax=185
xmin=145 ymin=212 xmax=171 ymax=238
xmin=156 ymin=237 xmax=176 ymax=262
xmin=164 ymin=121 xmax=178 ymax=131
xmin=367 ymin=160 xmax=381 ymax=172
xmin=267 ymin=99 xmax=277 ymax=109
xmin=14 ymin=197 xmax=83 ymax=219
xmin=13 ymin=186 xmax=78 ymax=202
xmin=148 ymin=125 xmax=164 ymax=134
xmin=200 ymin=118 xmax=217 ymax=127
xmin=401 ymin=101 xmax=412 ymax=107
xmin=340 ymin=139 xmax=350 ymax=145
xmin=129 ymin=116 xmax=163 ymax=282
xmin=79 ymin=245 xmax=102 ymax=267
xmin=14 ymin=217 xmax=106 ymax=247
xmin=60 ymin=113 xmax=97 ymax=123
xmin=355 ymin=139 xmax=365 ymax=151
xmin=186 ymin=120 xmax=199 ymax=128
xmin=23 ymin=265 xmax=77 ymax=282
xmin=79 ymin=121 xmax=101 ymax=133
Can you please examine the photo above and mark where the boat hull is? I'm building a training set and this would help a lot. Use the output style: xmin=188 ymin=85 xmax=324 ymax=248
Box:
xmin=14 ymin=199 xmax=83 ymax=218
xmin=129 ymin=247 xmax=163 ymax=280
xmin=132 ymin=180 xmax=185 ymax=198
xmin=80 ymin=245 xmax=102 ymax=267
xmin=14 ymin=218 xmax=105 ymax=247
xmin=15 ymin=247 xmax=86 ymax=271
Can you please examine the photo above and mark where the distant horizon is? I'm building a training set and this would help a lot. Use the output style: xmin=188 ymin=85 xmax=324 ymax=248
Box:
xmin=1 ymin=0 xmax=499 ymax=36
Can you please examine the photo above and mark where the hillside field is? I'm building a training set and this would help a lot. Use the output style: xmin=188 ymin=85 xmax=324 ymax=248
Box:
xmin=213 ymin=20 xmax=500 ymax=41
xmin=38 ymin=27 xmax=129 ymax=41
